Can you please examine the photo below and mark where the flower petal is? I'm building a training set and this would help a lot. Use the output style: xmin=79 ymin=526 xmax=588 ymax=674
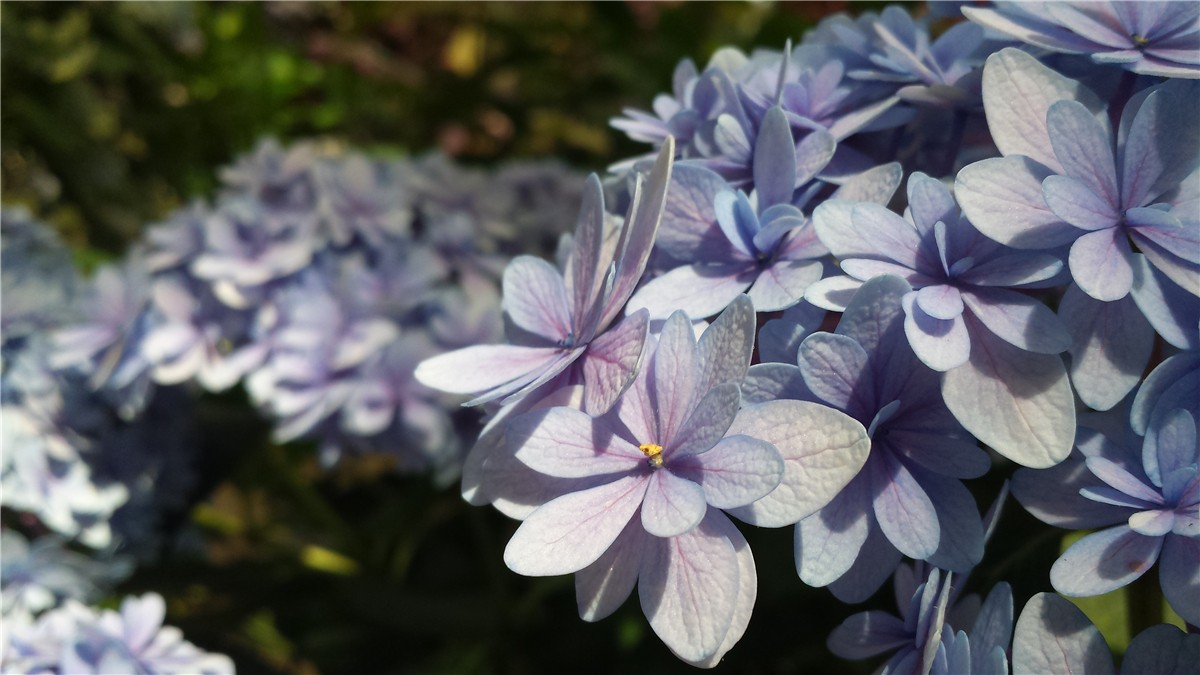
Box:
xmin=1058 ymin=284 xmax=1154 ymax=411
xmin=961 ymin=287 xmax=1073 ymax=354
xmin=916 ymin=284 xmax=963 ymax=321
xmin=753 ymin=106 xmax=797 ymax=209
xmin=678 ymin=434 xmax=783 ymax=509
xmin=1070 ymin=227 xmax=1135 ymax=301
xmin=1050 ymin=525 xmax=1162 ymax=596
xmin=696 ymin=294 xmax=755 ymax=392
xmin=581 ymin=309 xmax=650 ymax=415
xmin=956 ymin=156 xmax=1078 ymax=249
xmin=748 ymin=259 xmax=824 ymax=312
xmin=627 ymin=262 xmax=757 ymax=320
xmin=504 ymin=474 xmax=649 ymax=576
xmin=638 ymin=511 xmax=739 ymax=664
xmin=978 ymin=48 xmax=1105 ymax=173
xmin=414 ymin=344 xmax=565 ymax=396
xmin=726 ymin=400 xmax=870 ymax=527
xmin=670 ymin=383 xmax=740 ymax=458
xmin=502 ymin=256 xmax=572 ymax=340
xmin=794 ymin=474 xmax=871 ymax=587
xmin=1160 ymin=535 xmax=1200 ymax=626
xmin=1042 ymin=175 xmax=1120 ymax=231
xmin=575 ymin=516 xmax=646 ymax=622
xmin=941 ymin=321 xmax=1075 ymax=468
xmin=653 ymin=311 xmax=701 ymax=445
xmin=797 ymin=332 xmax=874 ymax=419
xmin=902 ymin=291 xmax=971 ymax=371
xmin=871 ymin=453 xmax=940 ymax=560
xmin=1121 ymin=624 xmax=1200 ymax=675
xmin=1046 ymin=100 xmax=1119 ymax=207
xmin=1012 ymin=593 xmax=1115 ymax=675
xmin=510 ymin=407 xmax=643 ymax=479
xmin=641 ymin=470 xmax=708 ymax=538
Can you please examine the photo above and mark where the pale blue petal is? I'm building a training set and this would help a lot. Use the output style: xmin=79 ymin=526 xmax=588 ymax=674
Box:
xmin=1012 ymin=593 xmax=1115 ymax=675
xmin=726 ymin=400 xmax=870 ymax=527
xmin=941 ymin=322 xmax=1075 ymax=468
xmin=1160 ymin=535 xmax=1200 ymax=626
xmin=1058 ymin=284 xmax=1154 ymax=411
xmin=1121 ymin=624 xmax=1200 ymax=675
xmin=1050 ymin=525 xmax=1162 ymax=596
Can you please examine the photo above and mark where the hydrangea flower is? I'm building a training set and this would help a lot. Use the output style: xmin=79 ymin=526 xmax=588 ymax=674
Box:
xmin=1 ymin=593 xmax=235 ymax=674
xmin=415 ymin=141 xmax=674 ymax=414
xmin=746 ymin=275 xmax=988 ymax=600
xmin=1012 ymin=405 xmax=1200 ymax=625
xmin=141 ymin=275 xmax=270 ymax=392
xmin=246 ymin=273 xmax=398 ymax=444
xmin=219 ymin=137 xmax=318 ymax=214
xmin=190 ymin=197 xmax=319 ymax=310
xmin=828 ymin=567 xmax=1014 ymax=675
xmin=954 ymin=49 xmax=1198 ymax=298
xmin=496 ymin=297 xmax=869 ymax=666
xmin=963 ymin=1 xmax=1200 ymax=79
xmin=809 ymin=171 xmax=1075 ymax=468
xmin=48 ymin=259 xmax=159 ymax=419
xmin=629 ymin=108 xmax=834 ymax=318
xmin=810 ymin=6 xmax=989 ymax=109
xmin=314 ymin=154 xmax=413 ymax=248
xmin=1 ymin=531 xmax=130 ymax=620
xmin=956 ymin=49 xmax=1199 ymax=407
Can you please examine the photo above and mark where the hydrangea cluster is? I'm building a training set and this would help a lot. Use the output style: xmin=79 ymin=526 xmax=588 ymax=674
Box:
xmin=2 ymin=146 xmax=585 ymax=672
xmin=3 ymin=1 xmax=1199 ymax=671
xmin=414 ymin=2 xmax=1199 ymax=667
xmin=2 ymin=593 xmax=235 ymax=675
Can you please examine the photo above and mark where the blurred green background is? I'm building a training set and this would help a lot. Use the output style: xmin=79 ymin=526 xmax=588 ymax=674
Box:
xmin=3 ymin=3 xmax=1128 ymax=674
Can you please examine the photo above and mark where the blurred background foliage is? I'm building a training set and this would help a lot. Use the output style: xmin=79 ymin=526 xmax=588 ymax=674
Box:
xmin=5 ymin=2 xmax=1136 ymax=674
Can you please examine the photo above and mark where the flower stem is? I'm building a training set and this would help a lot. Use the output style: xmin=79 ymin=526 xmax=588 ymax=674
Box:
xmin=1127 ymin=570 xmax=1163 ymax=638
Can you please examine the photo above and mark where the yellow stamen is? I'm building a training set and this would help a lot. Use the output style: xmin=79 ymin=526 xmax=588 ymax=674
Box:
xmin=639 ymin=443 xmax=664 ymax=468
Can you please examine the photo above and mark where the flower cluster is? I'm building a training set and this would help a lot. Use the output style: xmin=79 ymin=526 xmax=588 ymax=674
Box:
xmin=3 ymin=1 xmax=1198 ymax=671
xmin=415 ymin=2 xmax=1199 ymax=668
xmin=2 ymin=593 xmax=234 ymax=675
xmin=2 ymin=146 xmax=585 ymax=672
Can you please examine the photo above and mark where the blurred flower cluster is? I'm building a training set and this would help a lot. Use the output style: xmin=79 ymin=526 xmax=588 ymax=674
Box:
xmin=2 ymin=142 xmax=584 ymax=671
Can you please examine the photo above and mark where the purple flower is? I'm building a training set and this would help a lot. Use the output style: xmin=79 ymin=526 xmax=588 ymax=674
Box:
xmin=963 ymin=1 xmax=1200 ymax=79
xmin=495 ymin=297 xmax=868 ymax=665
xmin=2 ymin=593 xmax=235 ymax=674
xmin=809 ymin=172 xmax=1076 ymax=468
xmin=48 ymin=260 xmax=158 ymax=419
xmin=630 ymin=108 xmax=902 ymax=319
xmin=747 ymin=275 xmax=988 ymax=600
xmin=314 ymin=154 xmax=413 ymax=248
xmin=190 ymin=198 xmax=318 ymax=309
xmin=332 ymin=334 xmax=458 ymax=477
xmin=1 ymin=531 xmax=130 ymax=620
xmin=629 ymin=108 xmax=840 ymax=318
xmin=220 ymin=137 xmax=318 ymax=214
xmin=956 ymin=51 xmax=1199 ymax=302
xmin=1012 ymin=406 xmax=1200 ymax=625
xmin=247 ymin=274 xmax=397 ymax=444
xmin=141 ymin=275 xmax=269 ymax=392
xmin=828 ymin=567 xmax=1014 ymax=675
xmin=813 ymin=7 xmax=989 ymax=109
xmin=415 ymin=141 xmax=674 ymax=414
xmin=611 ymin=58 xmax=703 ymax=151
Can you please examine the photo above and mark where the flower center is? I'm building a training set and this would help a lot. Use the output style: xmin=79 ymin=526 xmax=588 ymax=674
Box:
xmin=1131 ymin=33 xmax=1149 ymax=48
xmin=640 ymin=443 xmax=664 ymax=469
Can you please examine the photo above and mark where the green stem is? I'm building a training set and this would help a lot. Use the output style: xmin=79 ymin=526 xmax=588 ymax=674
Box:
xmin=1127 ymin=569 xmax=1163 ymax=638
